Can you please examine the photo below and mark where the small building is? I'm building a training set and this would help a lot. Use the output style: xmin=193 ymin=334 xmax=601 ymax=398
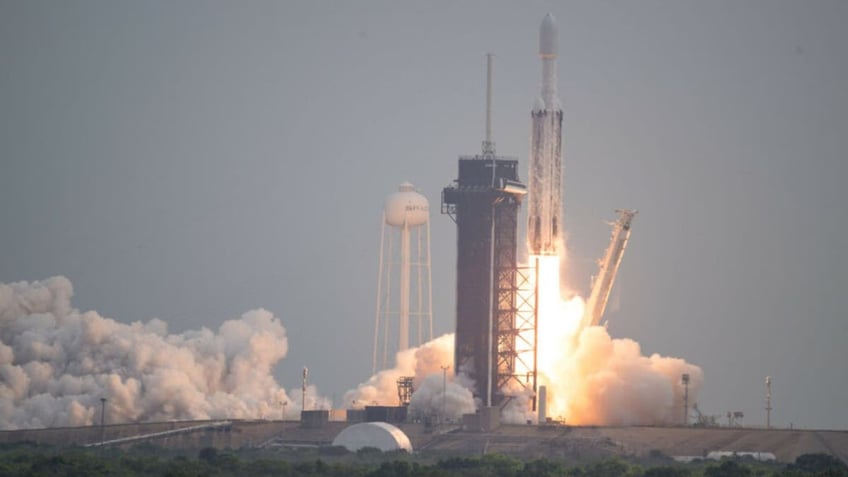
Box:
xmin=300 ymin=410 xmax=329 ymax=429
xmin=462 ymin=406 xmax=500 ymax=432
xmin=365 ymin=406 xmax=407 ymax=423
xmin=346 ymin=409 xmax=366 ymax=423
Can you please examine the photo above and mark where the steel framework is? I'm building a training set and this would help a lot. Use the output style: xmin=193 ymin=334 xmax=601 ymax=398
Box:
xmin=495 ymin=262 xmax=538 ymax=409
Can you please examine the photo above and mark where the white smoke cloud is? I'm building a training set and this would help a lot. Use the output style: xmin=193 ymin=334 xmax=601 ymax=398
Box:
xmin=343 ymin=334 xmax=476 ymax=420
xmin=0 ymin=276 xmax=701 ymax=430
xmin=0 ymin=276 xmax=305 ymax=430
xmin=499 ymin=383 xmax=535 ymax=424
xmin=340 ymin=317 xmax=701 ymax=427
xmin=542 ymin=325 xmax=703 ymax=426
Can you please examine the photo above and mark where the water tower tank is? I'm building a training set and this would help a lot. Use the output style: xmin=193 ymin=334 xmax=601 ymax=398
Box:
xmin=384 ymin=182 xmax=429 ymax=226
xmin=373 ymin=182 xmax=433 ymax=373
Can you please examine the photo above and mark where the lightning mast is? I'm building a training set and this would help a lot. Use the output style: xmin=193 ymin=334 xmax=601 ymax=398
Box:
xmin=580 ymin=209 xmax=638 ymax=330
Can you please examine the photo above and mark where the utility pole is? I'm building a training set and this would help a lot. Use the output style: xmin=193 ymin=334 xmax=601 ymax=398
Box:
xmin=302 ymin=367 xmax=308 ymax=413
xmin=99 ymin=397 xmax=107 ymax=444
xmin=441 ymin=365 xmax=450 ymax=426
xmin=765 ymin=376 xmax=773 ymax=429
xmin=681 ymin=374 xmax=690 ymax=426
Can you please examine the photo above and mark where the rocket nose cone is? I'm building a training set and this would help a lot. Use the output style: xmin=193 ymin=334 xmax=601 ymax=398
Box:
xmin=540 ymin=13 xmax=558 ymax=58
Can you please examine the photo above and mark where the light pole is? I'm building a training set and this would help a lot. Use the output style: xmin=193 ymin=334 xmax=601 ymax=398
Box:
xmin=441 ymin=365 xmax=450 ymax=426
xmin=281 ymin=401 xmax=288 ymax=421
xmin=681 ymin=374 xmax=690 ymax=426
xmin=99 ymin=397 xmax=107 ymax=444
xmin=765 ymin=376 xmax=772 ymax=429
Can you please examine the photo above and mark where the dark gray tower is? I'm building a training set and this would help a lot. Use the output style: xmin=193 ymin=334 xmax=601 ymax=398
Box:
xmin=442 ymin=56 xmax=528 ymax=406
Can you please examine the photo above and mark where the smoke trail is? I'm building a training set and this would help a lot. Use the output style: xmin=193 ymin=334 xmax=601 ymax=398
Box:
xmin=344 ymin=334 xmax=476 ymax=420
xmin=0 ymin=276 xmax=314 ymax=430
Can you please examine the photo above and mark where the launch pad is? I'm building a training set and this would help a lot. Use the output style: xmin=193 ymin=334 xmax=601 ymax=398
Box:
xmin=3 ymin=420 xmax=846 ymax=464
xmin=440 ymin=13 xmax=640 ymax=420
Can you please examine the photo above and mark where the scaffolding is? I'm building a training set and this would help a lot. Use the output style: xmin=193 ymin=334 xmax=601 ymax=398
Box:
xmin=397 ymin=376 xmax=414 ymax=406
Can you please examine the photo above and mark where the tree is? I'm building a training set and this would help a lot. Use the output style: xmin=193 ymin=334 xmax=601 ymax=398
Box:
xmin=790 ymin=453 xmax=848 ymax=476
xmin=704 ymin=460 xmax=752 ymax=477
xmin=523 ymin=458 xmax=568 ymax=477
xmin=643 ymin=466 xmax=690 ymax=477
xmin=584 ymin=458 xmax=633 ymax=477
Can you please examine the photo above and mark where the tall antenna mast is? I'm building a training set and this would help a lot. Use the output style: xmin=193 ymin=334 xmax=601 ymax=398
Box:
xmin=482 ymin=53 xmax=495 ymax=156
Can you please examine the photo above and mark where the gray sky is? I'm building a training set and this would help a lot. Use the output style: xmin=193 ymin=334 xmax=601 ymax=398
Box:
xmin=1 ymin=0 xmax=846 ymax=429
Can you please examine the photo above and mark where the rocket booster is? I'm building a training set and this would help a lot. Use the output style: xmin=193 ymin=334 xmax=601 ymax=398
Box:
xmin=527 ymin=13 xmax=564 ymax=256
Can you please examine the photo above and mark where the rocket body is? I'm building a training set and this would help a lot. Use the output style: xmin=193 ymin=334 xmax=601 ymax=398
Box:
xmin=528 ymin=13 xmax=564 ymax=256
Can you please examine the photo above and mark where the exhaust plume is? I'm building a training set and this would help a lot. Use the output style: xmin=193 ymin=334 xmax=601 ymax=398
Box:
xmin=544 ymin=325 xmax=703 ymax=425
xmin=529 ymin=256 xmax=704 ymax=425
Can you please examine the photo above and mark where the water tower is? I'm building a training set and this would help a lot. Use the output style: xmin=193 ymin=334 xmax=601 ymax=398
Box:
xmin=372 ymin=182 xmax=433 ymax=373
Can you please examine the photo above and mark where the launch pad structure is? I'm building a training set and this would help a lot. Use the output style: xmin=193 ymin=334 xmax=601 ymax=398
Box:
xmin=442 ymin=55 xmax=538 ymax=408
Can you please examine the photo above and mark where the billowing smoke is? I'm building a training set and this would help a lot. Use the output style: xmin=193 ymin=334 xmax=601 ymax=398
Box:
xmin=0 ymin=276 xmax=322 ymax=430
xmin=344 ymin=334 xmax=476 ymax=420
xmin=520 ymin=253 xmax=705 ymax=426
xmin=541 ymin=325 xmax=703 ymax=426
xmin=0 ymin=274 xmax=700 ymax=431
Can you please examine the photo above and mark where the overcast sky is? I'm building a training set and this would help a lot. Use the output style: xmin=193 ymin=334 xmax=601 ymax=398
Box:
xmin=1 ymin=1 xmax=846 ymax=429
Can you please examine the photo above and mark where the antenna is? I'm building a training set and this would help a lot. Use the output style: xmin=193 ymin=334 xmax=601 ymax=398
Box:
xmin=482 ymin=53 xmax=496 ymax=156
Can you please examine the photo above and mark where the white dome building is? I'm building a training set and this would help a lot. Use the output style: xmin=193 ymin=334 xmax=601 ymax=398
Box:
xmin=332 ymin=422 xmax=413 ymax=453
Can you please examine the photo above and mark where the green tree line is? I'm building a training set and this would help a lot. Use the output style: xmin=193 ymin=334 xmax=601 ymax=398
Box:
xmin=0 ymin=443 xmax=844 ymax=477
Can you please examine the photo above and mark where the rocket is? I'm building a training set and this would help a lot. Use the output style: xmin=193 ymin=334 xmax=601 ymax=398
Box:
xmin=527 ymin=13 xmax=564 ymax=256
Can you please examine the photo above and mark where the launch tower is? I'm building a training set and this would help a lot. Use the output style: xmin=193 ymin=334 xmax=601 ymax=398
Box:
xmin=442 ymin=55 xmax=532 ymax=407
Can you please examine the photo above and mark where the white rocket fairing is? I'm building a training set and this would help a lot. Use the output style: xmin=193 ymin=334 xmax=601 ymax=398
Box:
xmin=528 ymin=13 xmax=564 ymax=256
